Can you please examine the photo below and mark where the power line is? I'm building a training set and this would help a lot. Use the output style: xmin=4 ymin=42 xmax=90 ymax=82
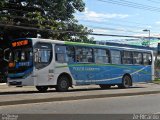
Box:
xmin=97 ymin=0 xmax=160 ymax=12
xmin=1 ymin=1 xmax=159 ymax=38
xmin=146 ymin=0 xmax=160 ymax=4
xmin=103 ymin=0 xmax=160 ymax=12
xmin=79 ymin=19 xmax=160 ymax=34
xmin=0 ymin=18 xmax=144 ymax=35
xmin=80 ymin=19 xmax=149 ymax=30
xmin=81 ymin=20 xmax=160 ymax=34
xmin=0 ymin=19 xmax=148 ymax=38
xmin=0 ymin=23 xmax=158 ymax=39
xmin=1 ymin=8 xmax=150 ymax=29
xmin=108 ymin=19 xmax=150 ymax=27
xmin=89 ymin=33 xmax=151 ymax=38
xmin=1 ymin=1 xmax=149 ymax=33
xmin=2 ymin=11 xmax=158 ymax=34
xmin=1 ymin=0 xmax=158 ymax=29
xmin=89 ymin=25 xmax=140 ymax=33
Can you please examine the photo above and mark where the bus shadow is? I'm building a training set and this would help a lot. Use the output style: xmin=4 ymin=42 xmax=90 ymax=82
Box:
xmin=68 ymin=86 xmax=146 ymax=92
xmin=0 ymin=90 xmax=43 ymax=95
xmin=0 ymin=86 xmax=146 ymax=96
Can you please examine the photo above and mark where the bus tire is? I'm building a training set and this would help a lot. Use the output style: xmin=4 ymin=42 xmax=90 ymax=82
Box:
xmin=99 ymin=84 xmax=111 ymax=89
xmin=118 ymin=75 xmax=132 ymax=89
xmin=36 ymin=86 xmax=48 ymax=92
xmin=56 ymin=75 xmax=70 ymax=92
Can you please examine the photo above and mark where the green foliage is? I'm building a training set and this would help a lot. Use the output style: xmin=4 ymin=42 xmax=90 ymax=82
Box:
xmin=0 ymin=0 xmax=93 ymax=42
xmin=153 ymin=79 xmax=160 ymax=84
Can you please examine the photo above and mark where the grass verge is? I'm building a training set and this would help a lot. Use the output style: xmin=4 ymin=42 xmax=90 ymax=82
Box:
xmin=153 ymin=78 xmax=160 ymax=84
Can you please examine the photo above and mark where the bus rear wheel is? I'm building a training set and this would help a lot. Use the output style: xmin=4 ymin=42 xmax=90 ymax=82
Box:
xmin=118 ymin=75 xmax=132 ymax=89
xmin=99 ymin=84 xmax=111 ymax=89
xmin=56 ymin=75 xmax=70 ymax=92
xmin=36 ymin=86 xmax=48 ymax=92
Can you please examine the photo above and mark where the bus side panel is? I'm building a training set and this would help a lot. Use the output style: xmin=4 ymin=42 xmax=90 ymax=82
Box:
xmin=68 ymin=63 xmax=99 ymax=85
xmin=132 ymin=65 xmax=152 ymax=83
xmin=54 ymin=63 xmax=76 ymax=85
xmin=67 ymin=63 xmax=151 ymax=85
xmin=68 ymin=64 xmax=123 ymax=85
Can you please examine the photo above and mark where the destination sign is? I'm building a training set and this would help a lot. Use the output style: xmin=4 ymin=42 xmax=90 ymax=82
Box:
xmin=12 ymin=40 xmax=29 ymax=47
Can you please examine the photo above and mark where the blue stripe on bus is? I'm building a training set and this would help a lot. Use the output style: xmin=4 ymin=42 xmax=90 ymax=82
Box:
xmin=8 ymin=67 xmax=33 ymax=78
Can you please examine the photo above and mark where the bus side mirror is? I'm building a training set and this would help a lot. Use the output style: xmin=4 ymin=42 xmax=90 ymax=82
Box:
xmin=4 ymin=48 xmax=10 ymax=62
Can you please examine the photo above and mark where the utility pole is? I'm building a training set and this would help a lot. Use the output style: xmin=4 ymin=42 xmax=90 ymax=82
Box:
xmin=143 ymin=29 xmax=150 ymax=47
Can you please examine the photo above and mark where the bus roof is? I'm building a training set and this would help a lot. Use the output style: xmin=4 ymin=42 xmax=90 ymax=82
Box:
xmin=29 ymin=38 xmax=153 ymax=53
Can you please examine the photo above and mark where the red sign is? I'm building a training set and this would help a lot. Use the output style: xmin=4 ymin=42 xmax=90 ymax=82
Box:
xmin=12 ymin=40 xmax=29 ymax=47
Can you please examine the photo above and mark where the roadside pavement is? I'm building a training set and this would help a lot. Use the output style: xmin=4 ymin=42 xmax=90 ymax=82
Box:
xmin=0 ymin=82 xmax=159 ymax=106
xmin=0 ymin=83 xmax=7 ymax=86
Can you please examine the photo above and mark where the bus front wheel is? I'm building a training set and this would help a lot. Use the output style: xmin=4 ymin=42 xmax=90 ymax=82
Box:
xmin=56 ymin=75 xmax=70 ymax=92
xmin=36 ymin=86 xmax=48 ymax=92
xmin=118 ymin=75 xmax=132 ymax=89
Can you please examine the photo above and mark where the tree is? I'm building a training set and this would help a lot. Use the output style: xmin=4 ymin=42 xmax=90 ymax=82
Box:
xmin=0 ymin=0 xmax=93 ymax=47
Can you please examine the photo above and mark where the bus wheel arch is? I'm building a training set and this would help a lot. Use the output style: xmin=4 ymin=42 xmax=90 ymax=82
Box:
xmin=56 ymin=73 xmax=72 ymax=92
xmin=118 ymin=73 xmax=132 ymax=88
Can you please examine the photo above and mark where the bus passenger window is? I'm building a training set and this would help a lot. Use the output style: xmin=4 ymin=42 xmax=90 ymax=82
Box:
xmin=88 ymin=57 xmax=93 ymax=62
xmin=94 ymin=49 xmax=110 ymax=64
xmin=133 ymin=52 xmax=143 ymax=65
xmin=56 ymin=54 xmax=66 ymax=63
xmin=76 ymin=47 xmax=93 ymax=63
xmin=110 ymin=50 xmax=121 ymax=64
xmin=66 ymin=46 xmax=75 ymax=63
xmin=55 ymin=45 xmax=76 ymax=63
xmin=55 ymin=45 xmax=67 ymax=63
xmin=143 ymin=53 xmax=152 ymax=65
xmin=122 ymin=51 xmax=132 ymax=64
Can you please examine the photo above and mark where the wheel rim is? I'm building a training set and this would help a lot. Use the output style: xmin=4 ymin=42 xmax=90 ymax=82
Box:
xmin=60 ymin=79 xmax=68 ymax=89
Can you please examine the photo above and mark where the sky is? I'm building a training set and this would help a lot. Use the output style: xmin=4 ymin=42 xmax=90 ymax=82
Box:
xmin=75 ymin=0 xmax=160 ymax=42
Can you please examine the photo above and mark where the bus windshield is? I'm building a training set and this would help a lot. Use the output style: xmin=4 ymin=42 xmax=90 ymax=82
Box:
xmin=9 ymin=48 xmax=33 ymax=62
xmin=8 ymin=39 xmax=33 ymax=76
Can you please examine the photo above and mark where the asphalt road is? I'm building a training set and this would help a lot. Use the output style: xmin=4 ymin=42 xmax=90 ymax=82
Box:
xmin=0 ymin=94 xmax=160 ymax=114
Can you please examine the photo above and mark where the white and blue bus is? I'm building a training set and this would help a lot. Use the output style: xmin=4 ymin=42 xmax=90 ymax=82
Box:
xmin=7 ymin=38 xmax=154 ymax=92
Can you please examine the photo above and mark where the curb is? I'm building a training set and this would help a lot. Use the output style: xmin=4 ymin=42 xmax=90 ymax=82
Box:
xmin=0 ymin=90 xmax=160 ymax=106
xmin=0 ymin=83 xmax=6 ymax=86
